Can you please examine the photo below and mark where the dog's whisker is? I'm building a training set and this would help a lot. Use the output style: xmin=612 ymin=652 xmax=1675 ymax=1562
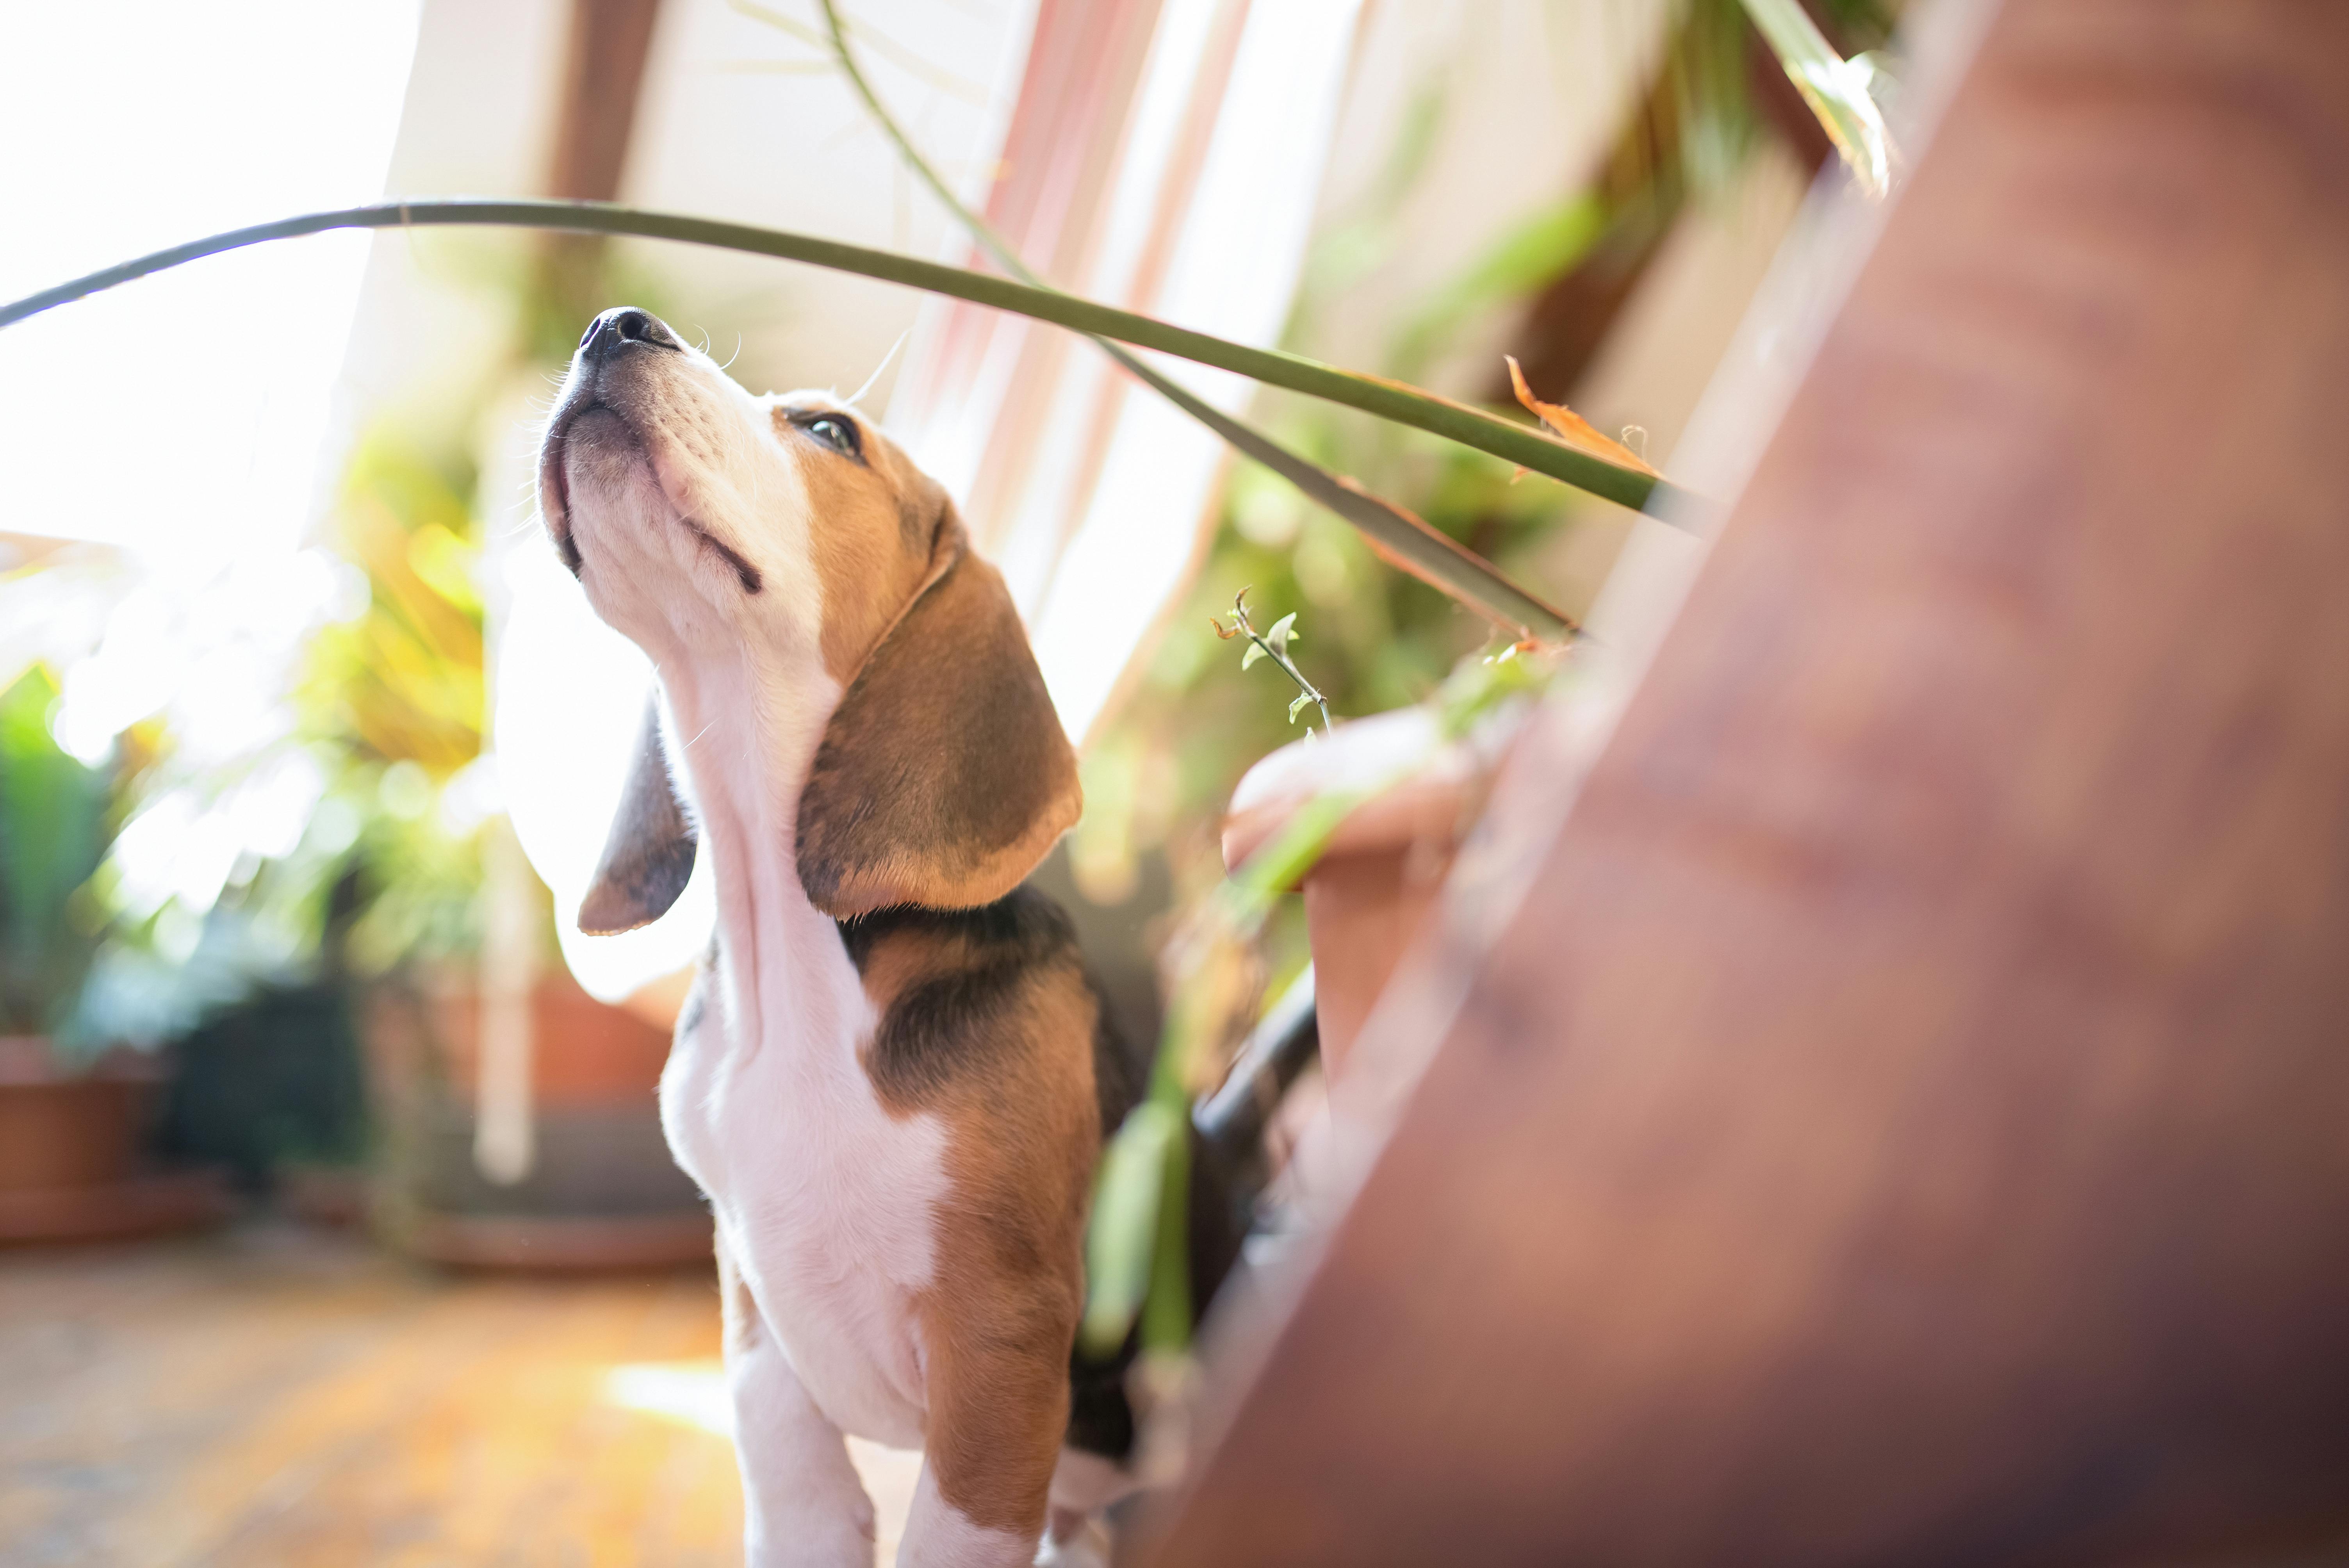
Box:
xmin=844 ymin=330 xmax=909 ymax=410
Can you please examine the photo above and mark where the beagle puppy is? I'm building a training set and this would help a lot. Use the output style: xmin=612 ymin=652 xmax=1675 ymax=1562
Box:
xmin=537 ymin=307 xmax=1230 ymax=1568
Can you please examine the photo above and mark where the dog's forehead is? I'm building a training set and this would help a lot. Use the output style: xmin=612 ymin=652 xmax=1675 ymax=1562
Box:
xmin=754 ymin=391 xmax=945 ymax=682
xmin=771 ymin=389 xmax=846 ymax=416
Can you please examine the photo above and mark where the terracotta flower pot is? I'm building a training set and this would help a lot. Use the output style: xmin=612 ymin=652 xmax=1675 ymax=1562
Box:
xmin=0 ymin=1036 xmax=227 ymax=1243
xmin=1221 ymin=709 xmax=1494 ymax=1076
xmin=365 ymin=970 xmax=710 ymax=1270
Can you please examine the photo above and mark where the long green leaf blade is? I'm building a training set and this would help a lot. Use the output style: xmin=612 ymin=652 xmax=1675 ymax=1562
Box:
xmin=0 ymin=200 xmax=1677 ymax=520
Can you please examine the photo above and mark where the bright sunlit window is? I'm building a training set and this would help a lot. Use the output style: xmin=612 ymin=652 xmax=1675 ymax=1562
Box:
xmin=0 ymin=4 xmax=421 ymax=559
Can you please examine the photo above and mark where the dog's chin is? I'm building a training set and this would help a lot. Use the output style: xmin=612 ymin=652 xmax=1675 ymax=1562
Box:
xmin=559 ymin=405 xmax=646 ymax=492
xmin=544 ymin=403 xmax=767 ymax=602
xmin=544 ymin=405 xmax=659 ymax=552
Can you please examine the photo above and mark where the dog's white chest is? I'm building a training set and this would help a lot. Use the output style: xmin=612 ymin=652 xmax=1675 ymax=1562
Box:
xmin=663 ymin=963 xmax=950 ymax=1451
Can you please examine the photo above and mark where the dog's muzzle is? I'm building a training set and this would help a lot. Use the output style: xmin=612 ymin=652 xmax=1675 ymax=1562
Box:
xmin=542 ymin=307 xmax=686 ymax=574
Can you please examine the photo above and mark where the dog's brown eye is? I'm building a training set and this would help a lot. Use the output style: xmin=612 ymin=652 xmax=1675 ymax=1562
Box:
xmin=805 ymin=415 xmax=859 ymax=457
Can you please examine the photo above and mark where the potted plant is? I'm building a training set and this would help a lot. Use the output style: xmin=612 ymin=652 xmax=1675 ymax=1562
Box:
xmin=0 ymin=664 xmax=225 ymax=1242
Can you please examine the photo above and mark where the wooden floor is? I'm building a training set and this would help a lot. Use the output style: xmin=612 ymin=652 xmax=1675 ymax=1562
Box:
xmin=0 ymin=1222 xmax=922 ymax=1567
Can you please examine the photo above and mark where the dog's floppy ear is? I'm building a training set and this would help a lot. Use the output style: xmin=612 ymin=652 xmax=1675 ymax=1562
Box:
xmin=579 ymin=695 xmax=697 ymax=934
xmin=796 ymin=522 xmax=1079 ymax=917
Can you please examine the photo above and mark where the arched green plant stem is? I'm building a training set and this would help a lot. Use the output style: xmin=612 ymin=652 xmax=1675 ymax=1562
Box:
xmin=0 ymin=201 xmax=1687 ymax=634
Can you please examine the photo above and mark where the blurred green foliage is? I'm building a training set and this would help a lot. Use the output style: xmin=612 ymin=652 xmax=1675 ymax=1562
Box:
xmin=269 ymin=431 xmax=494 ymax=980
xmin=0 ymin=665 xmax=109 ymax=1037
xmin=304 ymin=437 xmax=486 ymax=775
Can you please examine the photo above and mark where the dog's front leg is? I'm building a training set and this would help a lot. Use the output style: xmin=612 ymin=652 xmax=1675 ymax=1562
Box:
xmin=722 ymin=1238 xmax=877 ymax=1568
xmin=898 ymin=1293 xmax=1073 ymax=1568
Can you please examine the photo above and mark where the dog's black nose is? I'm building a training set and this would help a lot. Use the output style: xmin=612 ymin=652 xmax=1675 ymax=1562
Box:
xmin=578 ymin=306 xmax=681 ymax=360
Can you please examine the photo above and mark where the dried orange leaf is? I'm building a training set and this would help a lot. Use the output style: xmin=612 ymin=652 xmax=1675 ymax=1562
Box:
xmin=1504 ymin=356 xmax=1659 ymax=478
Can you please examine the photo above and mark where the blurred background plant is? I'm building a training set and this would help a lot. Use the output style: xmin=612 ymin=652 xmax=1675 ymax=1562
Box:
xmin=0 ymin=196 xmax=688 ymax=1087
xmin=0 ymin=665 xmax=111 ymax=1048
xmin=288 ymin=431 xmax=495 ymax=980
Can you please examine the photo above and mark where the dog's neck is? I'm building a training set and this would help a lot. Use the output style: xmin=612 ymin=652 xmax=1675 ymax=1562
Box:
xmin=656 ymin=649 xmax=866 ymax=1064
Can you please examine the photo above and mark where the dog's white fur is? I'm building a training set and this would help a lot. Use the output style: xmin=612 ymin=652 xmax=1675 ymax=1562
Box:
xmin=542 ymin=326 xmax=1116 ymax=1567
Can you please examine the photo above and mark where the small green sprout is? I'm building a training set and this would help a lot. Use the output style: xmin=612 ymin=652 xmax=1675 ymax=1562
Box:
xmin=1212 ymin=589 xmax=1330 ymax=734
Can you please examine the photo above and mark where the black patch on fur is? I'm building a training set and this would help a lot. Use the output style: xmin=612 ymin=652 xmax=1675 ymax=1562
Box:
xmin=840 ymin=886 xmax=1142 ymax=1140
xmin=1065 ymin=1340 xmax=1139 ymax=1460
xmin=606 ymin=835 xmax=695 ymax=924
xmin=842 ymin=887 xmax=1076 ymax=1109
xmin=1087 ymin=978 xmax=1146 ymax=1169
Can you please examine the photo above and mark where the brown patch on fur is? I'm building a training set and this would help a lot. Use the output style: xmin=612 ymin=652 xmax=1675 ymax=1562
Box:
xmin=775 ymin=400 xmax=943 ymax=683
xmin=797 ymin=526 xmax=1081 ymax=918
xmin=843 ymin=893 xmax=1106 ymax=1534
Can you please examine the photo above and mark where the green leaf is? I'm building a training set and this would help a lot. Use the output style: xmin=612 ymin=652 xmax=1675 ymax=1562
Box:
xmin=1240 ymin=642 xmax=1265 ymax=671
xmin=1738 ymin=0 xmax=1894 ymax=197
xmin=1267 ymin=612 xmax=1297 ymax=654
xmin=1082 ymin=1101 xmax=1182 ymax=1354
xmin=1289 ymin=693 xmax=1313 ymax=724
xmin=0 ymin=666 xmax=109 ymax=1033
